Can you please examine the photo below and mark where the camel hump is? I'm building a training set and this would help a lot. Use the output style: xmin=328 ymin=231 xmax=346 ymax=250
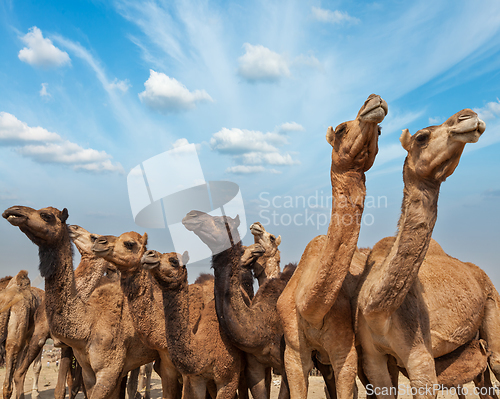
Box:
xmin=426 ymin=239 xmax=447 ymax=256
xmin=0 ymin=276 xmax=13 ymax=290
xmin=368 ymin=236 xmax=395 ymax=262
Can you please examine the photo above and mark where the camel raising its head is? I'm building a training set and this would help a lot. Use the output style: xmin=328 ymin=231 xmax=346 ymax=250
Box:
xmin=182 ymin=210 xmax=240 ymax=254
xmin=400 ymin=108 xmax=485 ymax=182
xmin=91 ymin=232 xmax=148 ymax=275
xmin=3 ymin=206 xmax=68 ymax=248
xmin=249 ymin=222 xmax=281 ymax=282
xmin=326 ymin=93 xmax=387 ymax=173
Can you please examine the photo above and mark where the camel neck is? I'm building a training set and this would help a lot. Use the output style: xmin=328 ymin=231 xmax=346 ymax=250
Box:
xmin=120 ymin=268 xmax=168 ymax=350
xmin=41 ymin=231 xmax=84 ymax=339
xmin=212 ymin=242 xmax=266 ymax=350
xmin=74 ymin=255 xmax=108 ymax=300
xmin=296 ymin=170 xmax=366 ymax=326
xmin=360 ymin=165 xmax=440 ymax=316
xmin=159 ymin=276 xmax=201 ymax=375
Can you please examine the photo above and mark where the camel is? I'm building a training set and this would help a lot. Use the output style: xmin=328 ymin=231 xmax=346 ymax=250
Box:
xmin=355 ymin=109 xmax=486 ymax=398
xmin=276 ymin=94 xmax=387 ymax=399
xmin=89 ymin=230 xmax=235 ymax=399
xmin=183 ymin=212 xmax=299 ymax=399
xmin=10 ymin=223 xmax=124 ymax=399
xmin=0 ymin=270 xmax=44 ymax=399
xmin=139 ymin=248 xmax=243 ymax=399
xmin=249 ymin=222 xmax=281 ymax=285
xmin=2 ymin=206 xmax=159 ymax=399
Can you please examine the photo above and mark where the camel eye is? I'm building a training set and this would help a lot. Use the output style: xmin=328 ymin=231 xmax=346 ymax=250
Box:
xmin=378 ymin=126 xmax=382 ymax=136
xmin=124 ymin=241 xmax=135 ymax=250
xmin=415 ymin=133 xmax=429 ymax=145
xmin=169 ymin=257 xmax=179 ymax=267
xmin=270 ymin=235 xmax=275 ymax=242
xmin=40 ymin=213 xmax=54 ymax=222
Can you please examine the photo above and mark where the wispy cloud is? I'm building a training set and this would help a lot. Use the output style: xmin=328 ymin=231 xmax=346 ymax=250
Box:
xmin=210 ymin=126 xmax=299 ymax=174
xmin=18 ymin=27 xmax=70 ymax=68
xmin=277 ymin=122 xmax=305 ymax=133
xmin=311 ymin=7 xmax=360 ymax=25
xmin=474 ymin=99 xmax=500 ymax=121
xmin=0 ymin=113 xmax=123 ymax=173
xmin=39 ymin=83 xmax=50 ymax=99
xmin=237 ymin=43 xmax=291 ymax=83
xmin=138 ymin=70 xmax=213 ymax=113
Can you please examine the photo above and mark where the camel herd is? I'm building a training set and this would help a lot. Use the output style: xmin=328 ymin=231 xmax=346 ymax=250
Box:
xmin=1 ymin=94 xmax=497 ymax=399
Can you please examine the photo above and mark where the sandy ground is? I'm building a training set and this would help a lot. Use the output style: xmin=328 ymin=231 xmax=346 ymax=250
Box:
xmin=0 ymin=365 xmax=496 ymax=399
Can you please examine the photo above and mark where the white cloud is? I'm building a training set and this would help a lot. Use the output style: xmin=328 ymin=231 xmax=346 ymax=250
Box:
xmin=169 ymin=137 xmax=202 ymax=153
xmin=474 ymin=99 xmax=500 ymax=121
xmin=210 ymin=128 xmax=287 ymax=154
xmin=278 ymin=122 xmax=305 ymax=133
xmin=238 ymin=152 xmax=299 ymax=165
xmin=39 ymin=83 xmax=51 ymax=98
xmin=429 ymin=117 xmax=441 ymax=125
xmin=311 ymin=7 xmax=360 ymax=25
xmin=237 ymin=44 xmax=291 ymax=83
xmin=0 ymin=112 xmax=60 ymax=145
xmin=139 ymin=70 xmax=213 ymax=113
xmin=18 ymin=27 xmax=70 ymax=68
xmin=0 ymin=112 xmax=123 ymax=173
xmin=107 ymin=78 xmax=131 ymax=93
xmin=226 ymin=165 xmax=266 ymax=174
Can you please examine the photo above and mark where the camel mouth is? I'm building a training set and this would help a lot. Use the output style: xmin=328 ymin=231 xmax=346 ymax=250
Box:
xmin=249 ymin=223 xmax=264 ymax=236
xmin=68 ymin=225 xmax=81 ymax=239
xmin=451 ymin=118 xmax=485 ymax=144
xmin=141 ymin=251 xmax=160 ymax=270
xmin=2 ymin=210 xmax=27 ymax=227
xmin=359 ymin=95 xmax=388 ymax=122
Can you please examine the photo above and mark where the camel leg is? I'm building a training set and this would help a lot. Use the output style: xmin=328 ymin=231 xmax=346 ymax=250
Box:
xmin=277 ymin=374 xmax=290 ymax=399
xmin=237 ymin=367 xmax=249 ymax=399
xmin=475 ymin=368 xmax=499 ymax=399
xmin=137 ymin=363 xmax=153 ymax=399
xmin=481 ymin=298 xmax=500 ymax=382
xmin=3 ymin=325 xmax=25 ymax=399
xmin=314 ymin=359 xmax=336 ymax=399
xmin=401 ymin=346 xmax=437 ymax=399
xmin=158 ymin=353 xmax=182 ymax=399
xmin=245 ymin=354 xmax=269 ymax=399
xmin=183 ymin=375 xmax=207 ymax=399
xmin=215 ymin=371 xmax=239 ymax=399
xmin=283 ymin=342 xmax=313 ymax=399
xmin=127 ymin=367 xmax=140 ymax=399
xmin=13 ymin=329 xmax=48 ymax=399
xmin=89 ymin=369 xmax=124 ymax=399
xmin=321 ymin=296 xmax=358 ymax=399
xmin=362 ymin=348 xmax=396 ymax=399
xmin=70 ymin=361 xmax=87 ymax=399
xmin=54 ymin=347 xmax=73 ymax=399
xmin=30 ymin=350 xmax=42 ymax=399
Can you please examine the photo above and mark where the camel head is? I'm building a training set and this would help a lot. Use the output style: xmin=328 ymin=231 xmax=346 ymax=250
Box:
xmin=69 ymin=225 xmax=99 ymax=255
xmin=326 ymin=94 xmax=387 ymax=173
xmin=91 ymin=231 xmax=148 ymax=275
xmin=141 ymin=249 xmax=189 ymax=289
xmin=182 ymin=210 xmax=241 ymax=254
xmin=400 ymin=109 xmax=485 ymax=182
xmin=2 ymin=205 xmax=69 ymax=247
xmin=249 ymin=222 xmax=281 ymax=279
xmin=240 ymin=243 xmax=266 ymax=268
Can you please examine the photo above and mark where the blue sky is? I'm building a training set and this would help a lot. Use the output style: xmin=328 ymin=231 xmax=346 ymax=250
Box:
xmin=1 ymin=0 xmax=499 ymax=286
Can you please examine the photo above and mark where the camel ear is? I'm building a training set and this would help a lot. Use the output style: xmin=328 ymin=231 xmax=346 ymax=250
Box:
xmin=60 ymin=208 xmax=69 ymax=223
xmin=232 ymin=215 xmax=240 ymax=228
xmin=142 ymin=233 xmax=148 ymax=246
xmin=400 ymin=129 xmax=412 ymax=152
xmin=276 ymin=235 xmax=281 ymax=246
xmin=181 ymin=251 xmax=189 ymax=266
xmin=326 ymin=126 xmax=335 ymax=147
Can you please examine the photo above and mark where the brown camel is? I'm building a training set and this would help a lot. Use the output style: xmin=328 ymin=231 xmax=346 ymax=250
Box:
xmin=0 ymin=270 xmax=44 ymax=399
xmin=249 ymin=222 xmax=281 ymax=285
xmin=2 ymin=206 xmax=159 ymax=399
xmin=89 ymin=230 xmax=235 ymax=399
xmin=140 ymin=248 xmax=243 ymax=399
xmin=183 ymin=212 xmax=298 ymax=399
xmin=276 ymin=94 xmax=387 ymax=399
xmin=355 ymin=109 xmax=486 ymax=399
xmin=11 ymin=224 xmax=123 ymax=399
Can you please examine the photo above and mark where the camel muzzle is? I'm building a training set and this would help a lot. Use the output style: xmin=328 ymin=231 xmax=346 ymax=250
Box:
xmin=2 ymin=208 xmax=28 ymax=226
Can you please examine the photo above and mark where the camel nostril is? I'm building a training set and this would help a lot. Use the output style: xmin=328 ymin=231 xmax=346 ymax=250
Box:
xmin=146 ymin=250 xmax=156 ymax=256
xmin=96 ymin=237 xmax=108 ymax=245
xmin=90 ymin=235 xmax=98 ymax=243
